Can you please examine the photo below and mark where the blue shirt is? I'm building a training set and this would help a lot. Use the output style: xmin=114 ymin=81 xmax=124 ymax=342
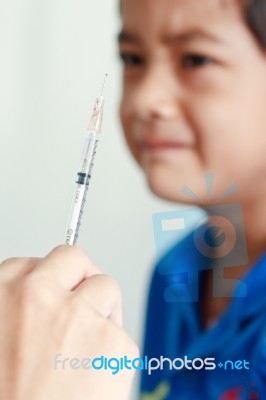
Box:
xmin=140 ymin=233 xmax=266 ymax=400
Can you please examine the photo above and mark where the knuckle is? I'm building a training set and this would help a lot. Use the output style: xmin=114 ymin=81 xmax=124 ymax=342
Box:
xmin=101 ymin=274 xmax=122 ymax=300
xmin=48 ymin=246 xmax=101 ymax=274
xmin=0 ymin=257 xmax=20 ymax=267
xmin=51 ymin=244 xmax=87 ymax=259
xmin=0 ymin=257 xmax=38 ymax=271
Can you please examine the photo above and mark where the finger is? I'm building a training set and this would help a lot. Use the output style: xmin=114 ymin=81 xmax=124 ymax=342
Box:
xmin=73 ymin=274 xmax=123 ymax=327
xmin=31 ymin=245 xmax=102 ymax=291
xmin=0 ymin=257 xmax=42 ymax=282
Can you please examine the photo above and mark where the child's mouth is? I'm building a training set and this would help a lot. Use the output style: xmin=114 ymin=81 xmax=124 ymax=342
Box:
xmin=140 ymin=138 xmax=193 ymax=152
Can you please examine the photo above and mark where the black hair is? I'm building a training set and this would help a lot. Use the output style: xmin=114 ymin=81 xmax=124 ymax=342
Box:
xmin=119 ymin=0 xmax=266 ymax=49
xmin=246 ymin=0 xmax=266 ymax=47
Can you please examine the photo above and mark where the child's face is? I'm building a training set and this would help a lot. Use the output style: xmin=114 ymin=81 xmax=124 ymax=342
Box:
xmin=119 ymin=0 xmax=266 ymax=205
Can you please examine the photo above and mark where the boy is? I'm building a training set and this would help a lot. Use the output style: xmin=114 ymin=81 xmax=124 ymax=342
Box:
xmin=118 ymin=0 xmax=266 ymax=398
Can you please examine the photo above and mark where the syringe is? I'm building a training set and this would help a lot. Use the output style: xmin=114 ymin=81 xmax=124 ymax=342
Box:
xmin=65 ymin=75 xmax=107 ymax=245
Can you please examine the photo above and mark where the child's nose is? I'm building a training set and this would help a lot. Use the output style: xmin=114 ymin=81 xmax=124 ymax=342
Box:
xmin=130 ymin=65 xmax=182 ymax=121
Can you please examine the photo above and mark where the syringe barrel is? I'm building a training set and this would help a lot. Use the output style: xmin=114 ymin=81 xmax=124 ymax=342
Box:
xmin=65 ymin=94 xmax=104 ymax=246
xmin=65 ymin=134 xmax=98 ymax=245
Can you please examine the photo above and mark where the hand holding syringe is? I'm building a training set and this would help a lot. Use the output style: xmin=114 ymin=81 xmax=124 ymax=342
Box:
xmin=65 ymin=75 xmax=107 ymax=245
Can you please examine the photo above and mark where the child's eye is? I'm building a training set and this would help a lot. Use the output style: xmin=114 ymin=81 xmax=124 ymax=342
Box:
xmin=119 ymin=52 xmax=144 ymax=68
xmin=181 ymin=54 xmax=212 ymax=69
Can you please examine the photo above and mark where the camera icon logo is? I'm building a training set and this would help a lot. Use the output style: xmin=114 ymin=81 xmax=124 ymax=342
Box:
xmin=193 ymin=215 xmax=236 ymax=259
xmin=152 ymin=174 xmax=248 ymax=303
xmin=193 ymin=208 xmax=238 ymax=260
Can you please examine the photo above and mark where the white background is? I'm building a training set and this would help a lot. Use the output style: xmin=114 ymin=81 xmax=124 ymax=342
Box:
xmin=0 ymin=1 xmax=179 ymax=397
